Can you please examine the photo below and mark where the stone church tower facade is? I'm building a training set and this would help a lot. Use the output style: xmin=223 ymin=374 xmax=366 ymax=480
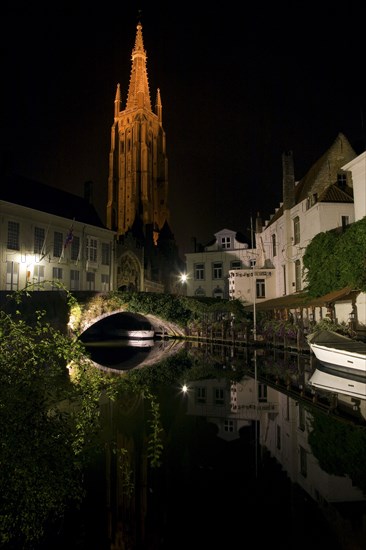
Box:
xmin=107 ymin=21 xmax=181 ymax=293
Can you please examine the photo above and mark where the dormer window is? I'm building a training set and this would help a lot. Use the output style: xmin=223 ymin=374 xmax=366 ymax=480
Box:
xmin=337 ymin=173 xmax=347 ymax=190
xmin=221 ymin=236 xmax=231 ymax=249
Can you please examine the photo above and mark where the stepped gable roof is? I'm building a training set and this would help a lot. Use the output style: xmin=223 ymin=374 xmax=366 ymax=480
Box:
xmin=266 ymin=133 xmax=356 ymax=228
xmin=295 ymin=132 xmax=355 ymax=203
xmin=1 ymin=174 xmax=106 ymax=228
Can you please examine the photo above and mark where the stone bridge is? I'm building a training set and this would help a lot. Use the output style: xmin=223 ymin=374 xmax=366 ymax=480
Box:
xmin=68 ymin=291 xmax=186 ymax=339
xmin=0 ymin=290 xmax=186 ymax=339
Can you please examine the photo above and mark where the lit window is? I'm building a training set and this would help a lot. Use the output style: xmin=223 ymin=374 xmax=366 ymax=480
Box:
xmin=295 ymin=259 xmax=302 ymax=292
xmin=221 ymin=236 xmax=231 ymax=249
xmin=52 ymin=267 xmax=63 ymax=289
xmin=194 ymin=263 xmax=205 ymax=280
xmin=101 ymin=273 xmax=110 ymax=291
xmin=86 ymin=237 xmax=98 ymax=263
xmin=70 ymin=270 xmax=80 ymax=290
xmin=102 ymin=242 xmax=111 ymax=265
xmin=293 ymin=216 xmax=300 ymax=245
xmin=212 ymin=262 xmax=222 ymax=279
xmin=272 ymin=233 xmax=277 ymax=257
xmin=86 ymin=271 xmax=95 ymax=290
xmin=7 ymin=221 xmax=20 ymax=251
xmin=256 ymin=279 xmax=265 ymax=298
xmin=33 ymin=265 xmax=45 ymax=289
xmin=196 ymin=387 xmax=206 ymax=404
xmin=6 ymin=261 xmax=19 ymax=290
xmin=53 ymin=232 xmax=63 ymax=257
xmin=71 ymin=236 xmax=80 ymax=261
xmin=34 ymin=227 xmax=45 ymax=255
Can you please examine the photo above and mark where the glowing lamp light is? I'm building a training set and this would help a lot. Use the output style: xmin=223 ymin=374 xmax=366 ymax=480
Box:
xmin=182 ymin=384 xmax=188 ymax=393
xmin=180 ymin=273 xmax=188 ymax=284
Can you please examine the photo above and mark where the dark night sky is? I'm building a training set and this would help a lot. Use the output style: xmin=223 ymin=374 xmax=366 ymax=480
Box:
xmin=2 ymin=2 xmax=365 ymax=256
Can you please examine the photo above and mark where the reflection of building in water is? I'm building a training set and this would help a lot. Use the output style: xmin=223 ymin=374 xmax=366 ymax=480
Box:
xmin=185 ymin=371 xmax=366 ymax=526
xmin=263 ymin=386 xmax=365 ymax=505
xmin=185 ymin=376 xmax=279 ymax=442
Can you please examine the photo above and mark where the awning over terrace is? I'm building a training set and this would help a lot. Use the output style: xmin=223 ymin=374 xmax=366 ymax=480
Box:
xmin=244 ymin=286 xmax=358 ymax=313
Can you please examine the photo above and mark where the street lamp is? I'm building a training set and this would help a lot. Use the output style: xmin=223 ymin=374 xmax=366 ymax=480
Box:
xmin=178 ymin=272 xmax=188 ymax=296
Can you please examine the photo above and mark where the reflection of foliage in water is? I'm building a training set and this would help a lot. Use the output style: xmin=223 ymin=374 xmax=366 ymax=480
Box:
xmin=307 ymin=410 xmax=366 ymax=494
xmin=117 ymin=448 xmax=135 ymax=497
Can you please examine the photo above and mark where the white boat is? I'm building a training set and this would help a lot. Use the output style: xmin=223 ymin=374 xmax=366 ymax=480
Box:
xmin=308 ymin=364 xmax=366 ymax=399
xmin=105 ymin=328 xmax=155 ymax=340
xmin=307 ymin=330 xmax=366 ymax=375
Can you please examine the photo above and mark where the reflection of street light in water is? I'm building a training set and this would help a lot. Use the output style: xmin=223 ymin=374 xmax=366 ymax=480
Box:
xmin=251 ymin=260 xmax=257 ymax=342
xmin=254 ymin=349 xmax=258 ymax=478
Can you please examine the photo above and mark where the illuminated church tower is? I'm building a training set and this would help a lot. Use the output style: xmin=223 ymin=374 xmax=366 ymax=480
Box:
xmin=107 ymin=20 xmax=181 ymax=292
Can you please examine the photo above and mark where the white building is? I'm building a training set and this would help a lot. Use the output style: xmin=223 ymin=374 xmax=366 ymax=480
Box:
xmin=255 ymin=133 xmax=356 ymax=299
xmin=228 ymin=134 xmax=366 ymax=327
xmin=343 ymin=151 xmax=366 ymax=223
xmin=184 ymin=228 xmax=254 ymax=299
xmin=0 ymin=175 xmax=116 ymax=292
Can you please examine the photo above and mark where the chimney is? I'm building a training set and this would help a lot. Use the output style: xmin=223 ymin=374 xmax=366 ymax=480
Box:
xmin=255 ymin=211 xmax=263 ymax=233
xmin=282 ymin=151 xmax=295 ymax=210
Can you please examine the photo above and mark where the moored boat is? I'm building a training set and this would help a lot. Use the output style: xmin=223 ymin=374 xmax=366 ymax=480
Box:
xmin=105 ymin=328 xmax=155 ymax=340
xmin=307 ymin=330 xmax=366 ymax=375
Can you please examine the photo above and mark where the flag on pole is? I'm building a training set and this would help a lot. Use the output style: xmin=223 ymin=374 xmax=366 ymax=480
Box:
xmin=64 ymin=224 xmax=74 ymax=249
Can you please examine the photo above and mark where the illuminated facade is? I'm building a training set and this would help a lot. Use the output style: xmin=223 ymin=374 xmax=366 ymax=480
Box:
xmin=184 ymin=229 xmax=261 ymax=300
xmin=256 ymin=133 xmax=356 ymax=299
xmin=107 ymin=20 xmax=181 ymax=293
xmin=0 ymin=176 xmax=116 ymax=292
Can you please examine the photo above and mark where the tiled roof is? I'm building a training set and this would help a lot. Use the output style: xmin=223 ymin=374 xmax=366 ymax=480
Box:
xmin=318 ymin=184 xmax=354 ymax=203
xmin=1 ymin=174 xmax=106 ymax=228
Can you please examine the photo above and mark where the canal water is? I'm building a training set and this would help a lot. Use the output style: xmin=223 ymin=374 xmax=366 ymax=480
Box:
xmin=53 ymin=340 xmax=366 ymax=549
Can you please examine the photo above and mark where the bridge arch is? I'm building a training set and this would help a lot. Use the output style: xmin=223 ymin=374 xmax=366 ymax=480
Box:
xmin=68 ymin=292 xmax=185 ymax=339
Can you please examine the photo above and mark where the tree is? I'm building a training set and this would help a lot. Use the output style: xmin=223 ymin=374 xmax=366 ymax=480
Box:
xmin=0 ymin=292 xmax=104 ymax=548
xmin=303 ymin=217 xmax=366 ymax=296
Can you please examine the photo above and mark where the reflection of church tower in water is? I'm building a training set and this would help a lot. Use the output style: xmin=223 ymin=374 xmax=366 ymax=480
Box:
xmin=107 ymin=20 xmax=181 ymax=293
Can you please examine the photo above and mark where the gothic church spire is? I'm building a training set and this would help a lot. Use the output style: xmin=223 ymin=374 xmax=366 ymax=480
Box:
xmin=126 ymin=21 xmax=151 ymax=111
